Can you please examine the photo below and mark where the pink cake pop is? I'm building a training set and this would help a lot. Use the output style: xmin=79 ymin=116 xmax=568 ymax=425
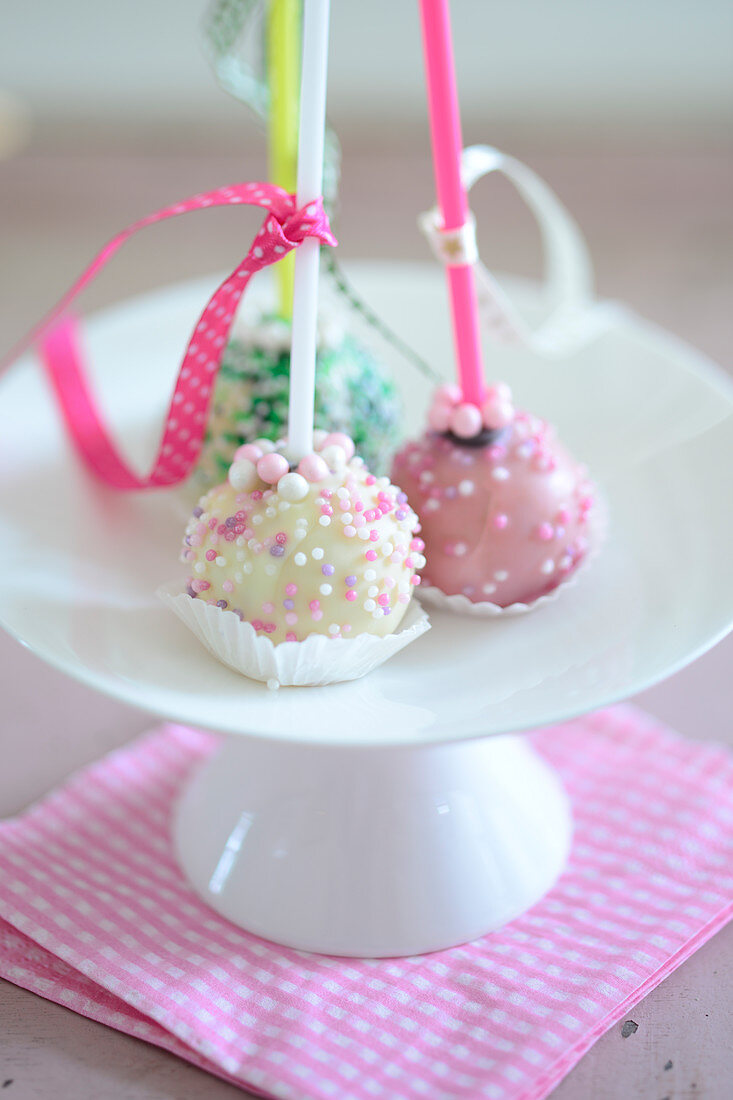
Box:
xmin=400 ymin=2 xmax=597 ymax=610
xmin=392 ymin=384 xmax=596 ymax=609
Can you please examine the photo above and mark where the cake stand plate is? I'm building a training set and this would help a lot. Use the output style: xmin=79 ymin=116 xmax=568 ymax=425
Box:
xmin=175 ymin=731 xmax=571 ymax=956
xmin=1 ymin=263 xmax=731 ymax=955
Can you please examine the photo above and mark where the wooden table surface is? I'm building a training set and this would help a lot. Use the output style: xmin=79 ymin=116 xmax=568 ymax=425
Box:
xmin=1 ymin=138 xmax=732 ymax=1098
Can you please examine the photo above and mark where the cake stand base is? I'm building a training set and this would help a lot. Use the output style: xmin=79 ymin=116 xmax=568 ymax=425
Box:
xmin=174 ymin=732 xmax=572 ymax=957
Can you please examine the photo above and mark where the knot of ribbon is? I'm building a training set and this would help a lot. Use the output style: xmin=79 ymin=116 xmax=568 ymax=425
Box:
xmin=418 ymin=209 xmax=479 ymax=268
xmin=5 ymin=183 xmax=336 ymax=491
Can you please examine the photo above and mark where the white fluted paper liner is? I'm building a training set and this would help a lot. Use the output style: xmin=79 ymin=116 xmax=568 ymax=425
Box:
xmin=417 ymin=500 xmax=608 ymax=618
xmin=158 ymin=581 xmax=431 ymax=688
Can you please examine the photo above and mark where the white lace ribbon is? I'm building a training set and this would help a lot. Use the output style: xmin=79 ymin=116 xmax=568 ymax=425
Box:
xmin=420 ymin=144 xmax=616 ymax=357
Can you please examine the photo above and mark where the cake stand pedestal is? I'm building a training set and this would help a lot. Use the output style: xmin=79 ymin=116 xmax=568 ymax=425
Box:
xmin=1 ymin=264 xmax=732 ymax=959
xmin=174 ymin=730 xmax=571 ymax=957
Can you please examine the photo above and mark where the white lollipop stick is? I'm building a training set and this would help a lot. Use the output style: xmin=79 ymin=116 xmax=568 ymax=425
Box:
xmin=288 ymin=0 xmax=331 ymax=460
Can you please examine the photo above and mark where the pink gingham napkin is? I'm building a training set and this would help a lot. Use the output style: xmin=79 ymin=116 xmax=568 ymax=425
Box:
xmin=1 ymin=706 xmax=731 ymax=1100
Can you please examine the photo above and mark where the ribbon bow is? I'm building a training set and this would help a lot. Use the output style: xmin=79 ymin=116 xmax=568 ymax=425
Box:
xmin=5 ymin=182 xmax=336 ymax=490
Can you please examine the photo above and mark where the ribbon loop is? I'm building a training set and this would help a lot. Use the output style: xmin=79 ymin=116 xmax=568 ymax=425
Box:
xmin=4 ymin=182 xmax=336 ymax=491
xmin=420 ymin=145 xmax=617 ymax=357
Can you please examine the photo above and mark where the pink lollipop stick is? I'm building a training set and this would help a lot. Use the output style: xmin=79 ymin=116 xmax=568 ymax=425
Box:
xmin=418 ymin=0 xmax=485 ymax=407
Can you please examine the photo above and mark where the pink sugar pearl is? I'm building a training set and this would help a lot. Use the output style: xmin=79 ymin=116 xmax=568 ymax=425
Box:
xmin=257 ymin=452 xmax=289 ymax=484
xmin=234 ymin=443 xmax=263 ymax=463
xmin=298 ymin=453 xmax=330 ymax=482
xmin=428 ymin=402 xmax=453 ymax=432
xmin=321 ymin=432 xmax=355 ymax=461
xmin=481 ymin=398 xmax=514 ymax=431
xmin=485 ymin=381 xmax=512 ymax=403
xmin=436 ymin=383 xmax=462 ymax=406
xmin=450 ymin=403 xmax=483 ymax=439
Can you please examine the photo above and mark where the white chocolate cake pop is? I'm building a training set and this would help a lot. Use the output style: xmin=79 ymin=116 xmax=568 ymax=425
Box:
xmin=182 ymin=432 xmax=425 ymax=644
xmin=392 ymin=383 xmax=596 ymax=608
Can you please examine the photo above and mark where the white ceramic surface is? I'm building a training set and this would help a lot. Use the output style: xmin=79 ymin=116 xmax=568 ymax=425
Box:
xmin=0 ymin=263 xmax=732 ymax=746
xmin=174 ymin=731 xmax=572 ymax=956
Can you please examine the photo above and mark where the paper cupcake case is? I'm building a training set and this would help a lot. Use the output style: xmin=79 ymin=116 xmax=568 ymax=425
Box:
xmin=417 ymin=498 xmax=609 ymax=618
xmin=158 ymin=582 xmax=431 ymax=689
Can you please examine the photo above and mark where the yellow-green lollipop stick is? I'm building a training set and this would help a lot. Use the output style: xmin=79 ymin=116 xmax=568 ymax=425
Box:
xmin=267 ymin=0 xmax=301 ymax=320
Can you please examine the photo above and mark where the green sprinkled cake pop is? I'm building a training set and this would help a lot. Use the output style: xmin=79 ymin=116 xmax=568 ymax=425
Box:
xmin=192 ymin=313 xmax=402 ymax=491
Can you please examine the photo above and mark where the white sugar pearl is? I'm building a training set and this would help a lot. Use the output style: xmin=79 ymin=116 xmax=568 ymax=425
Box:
xmin=492 ymin=467 xmax=510 ymax=481
xmin=382 ymin=543 xmax=393 ymax=557
xmin=194 ymin=562 xmax=205 ymax=575
xmin=277 ymin=472 xmax=309 ymax=502
xmin=364 ymin=599 xmax=376 ymax=612
xmin=319 ymin=515 xmax=331 ymax=527
xmin=242 ymin=562 xmax=253 ymax=574
xmin=320 ymin=444 xmax=346 ymax=469
xmin=458 ymin=480 xmax=475 ymax=496
xmin=312 ymin=547 xmax=324 ymax=560
xmin=541 ymin=559 xmax=555 ymax=575
xmin=265 ymin=564 xmax=276 ymax=575
xmin=252 ymin=514 xmax=263 ymax=525
xmin=494 ymin=569 xmax=509 ymax=582
xmin=364 ymin=569 xmax=377 ymax=582
xmin=368 ymin=586 xmax=378 ymax=597
xmin=265 ymin=507 xmax=277 ymax=518
xmin=294 ymin=553 xmax=307 ymax=566
xmin=358 ymin=529 xmax=370 ymax=540
xmin=254 ymin=438 xmax=276 ymax=453
xmin=320 ymin=584 xmax=333 ymax=596
xmin=340 ymin=513 xmax=353 ymax=525
xmin=228 ymin=458 xmax=258 ymax=492
xmin=215 ymin=556 xmax=226 ymax=566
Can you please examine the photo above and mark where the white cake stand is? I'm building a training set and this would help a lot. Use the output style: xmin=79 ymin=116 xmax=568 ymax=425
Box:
xmin=1 ymin=263 xmax=732 ymax=956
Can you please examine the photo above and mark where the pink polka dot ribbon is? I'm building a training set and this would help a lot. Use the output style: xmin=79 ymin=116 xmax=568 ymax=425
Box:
xmin=6 ymin=183 xmax=337 ymax=489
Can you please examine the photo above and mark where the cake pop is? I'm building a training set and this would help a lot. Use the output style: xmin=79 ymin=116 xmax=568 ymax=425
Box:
xmin=182 ymin=431 xmax=425 ymax=644
xmin=391 ymin=383 xmax=595 ymax=609
xmin=193 ymin=315 xmax=401 ymax=490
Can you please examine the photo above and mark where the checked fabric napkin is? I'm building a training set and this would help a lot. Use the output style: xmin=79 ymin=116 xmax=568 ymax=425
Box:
xmin=1 ymin=705 xmax=731 ymax=1100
